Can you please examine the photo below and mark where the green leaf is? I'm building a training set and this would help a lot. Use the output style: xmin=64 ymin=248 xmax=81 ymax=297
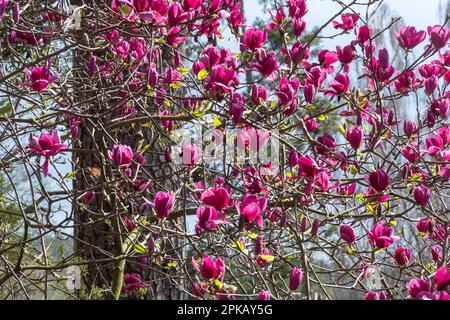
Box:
xmin=134 ymin=243 xmax=147 ymax=254
xmin=0 ymin=104 xmax=12 ymax=116
xmin=64 ymin=171 xmax=76 ymax=179
xmin=212 ymin=117 xmax=222 ymax=128
xmin=118 ymin=5 xmax=132 ymax=15
xmin=198 ymin=69 xmax=209 ymax=80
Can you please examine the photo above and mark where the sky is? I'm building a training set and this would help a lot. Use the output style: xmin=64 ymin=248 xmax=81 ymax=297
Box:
xmin=242 ymin=0 xmax=448 ymax=50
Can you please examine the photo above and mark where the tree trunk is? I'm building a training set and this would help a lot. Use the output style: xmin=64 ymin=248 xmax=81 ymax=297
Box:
xmin=71 ymin=0 xmax=187 ymax=299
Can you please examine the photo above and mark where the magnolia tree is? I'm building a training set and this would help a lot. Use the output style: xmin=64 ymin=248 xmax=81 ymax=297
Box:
xmin=0 ymin=0 xmax=449 ymax=300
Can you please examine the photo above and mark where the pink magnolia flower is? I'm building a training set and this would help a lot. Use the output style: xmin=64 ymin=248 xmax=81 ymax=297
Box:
xmin=403 ymin=120 xmax=418 ymax=137
xmin=23 ymin=66 xmax=58 ymax=92
xmin=333 ymin=13 xmax=359 ymax=31
xmin=195 ymin=206 xmax=224 ymax=235
xmin=356 ymin=25 xmax=373 ymax=45
xmin=368 ymin=222 xmax=399 ymax=249
xmin=328 ymin=73 xmax=350 ymax=96
xmin=238 ymin=193 xmax=268 ymax=229
xmin=123 ymin=273 xmax=146 ymax=293
xmin=194 ymin=254 xmax=225 ymax=281
xmin=367 ymin=169 xmax=390 ymax=192
xmin=432 ymin=245 xmax=442 ymax=263
xmin=200 ymin=187 xmax=230 ymax=211
xmin=29 ymin=130 xmax=67 ymax=176
xmin=435 ymin=266 xmax=450 ymax=291
xmin=153 ymin=191 xmax=175 ymax=219
xmin=297 ymin=155 xmax=319 ymax=178
xmin=0 ymin=0 xmax=9 ymax=21
xmin=428 ymin=25 xmax=450 ymax=49
xmin=289 ymin=267 xmax=303 ymax=291
xmin=426 ymin=134 xmax=444 ymax=156
xmin=318 ymin=50 xmax=339 ymax=74
xmin=416 ymin=218 xmax=434 ymax=236
xmin=288 ymin=149 xmax=299 ymax=167
xmin=108 ymin=144 xmax=133 ymax=167
xmin=180 ymin=143 xmax=201 ymax=166
xmin=251 ymin=84 xmax=268 ymax=105
xmin=288 ymin=0 xmax=307 ymax=19
xmin=257 ymin=290 xmax=271 ymax=300
xmin=364 ymin=291 xmax=387 ymax=300
xmin=394 ymin=70 xmax=419 ymax=94
xmin=345 ymin=126 xmax=363 ymax=150
xmin=229 ymin=92 xmax=246 ymax=124
xmin=241 ymin=28 xmax=267 ymax=52
xmin=237 ymin=127 xmax=270 ymax=152
xmin=304 ymin=116 xmax=319 ymax=132
xmin=407 ymin=278 xmax=435 ymax=299
xmin=413 ymin=185 xmax=431 ymax=206
xmin=292 ymin=18 xmax=306 ymax=36
xmin=251 ymin=49 xmax=280 ymax=80
xmin=336 ymin=45 xmax=356 ymax=72
xmin=394 ymin=247 xmax=412 ymax=266
xmin=340 ymin=224 xmax=356 ymax=244
xmin=207 ymin=65 xmax=239 ymax=93
xmin=396 ymin=26 xmax=426 ymax=50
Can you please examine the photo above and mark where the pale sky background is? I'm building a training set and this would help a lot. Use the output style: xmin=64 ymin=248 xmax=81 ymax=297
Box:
xmin=239 ymin=0 xmax=448 ymax=51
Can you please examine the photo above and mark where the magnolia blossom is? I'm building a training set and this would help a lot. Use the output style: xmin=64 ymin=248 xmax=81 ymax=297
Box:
xmin=29 ymin=130 xmax=67 ymax=176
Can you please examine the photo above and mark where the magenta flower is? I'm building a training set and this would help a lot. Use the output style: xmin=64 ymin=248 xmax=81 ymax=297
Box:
xmin=368 ymin=222 xmax=399 ymax=249
xmin=426 ymin=134 xmax=444 ymax=156
xmin=238 ymin=193 xmax=268 ymax=229
xmin=367 ymin=169 xmax=390 ymax=192
xmin=432 ymin=245 xmax=442 ymax=263
xmin=394 ymin=247 xmax=412 ymax=266
xmin=289 ymin=267 xmax=303 ymax=291
xmin=345 ymin=126 xmax=363 ymax=150
xmin=108 ymin=144 xmax=133 ymax=167
xmin=292 ymin=18 xmax=306 ymax=36
xmin=257 ymin=290 xmax=271 ymax=300
xmin=356 ymin=25 xmax=373 ymax=45
xmin=251 ymin=49 xmax=280 ymax=79
xmin=229 ymin=92 xmax=246 ymax=124
xmin=407 ymin=278 xmax=435 ymax=299
xmin=200 ymin=187 xmax=230 ymax=211
xmin=180 ymin=143 xmax=201 ymax=166
xmin=396 ymin=26 xmax=426 ymax=50
xmin=416 ymin=218 xmax=434 ymax=236
xmin=403 ymin=120 xmax=418 ymax=137
xmin=337 ymin=45 xmax=356 ymax=72
xmin=195 ymin=206 xmax=224 ymax=235
xmin=340 ymin=224 xmax=356 ymax=244
xmin=197 ymin=254 xmax=225 ymax=280
xmin=29 ymin=130 xmax=67 ymax=176
xmin=251 ymin=84 xmax=268 ymax=105
xmin=241 ymin=28 xmax=267 ymax=52
xmin=289 ymin=0 xmax=308 ymax=19
xmin=288 ymin=149 xmax=299 ymax=168
xmin=328 ymin=73 xmax=350 ymax=96
xmin=297 ymin=155 xmax=319 ymax=178
xmin=318 ymin=50 xmax=338 ymax=74
xmin=0 ymin=0 xmax=9 ymax=21
xmin=332 ymin=13 xmax=359 ymax=31
xmin=413 ymin=185 xmax=431 ymax=206
xmin=24 ymin=66 xmax=58 ymax=92
xmin=152 ymin=191 xmax=175 ymax=219
xmin=276 ymin=77 xmax=299 ymax=106
xmin=364 ymin=291 xmax=387 ymax=300
xmin=435 ymin=266 xmax=450 ymax=291
xmin=428 ymin=25 xmax=450 ymax=49
xmin=123 ymin=273 xmax=146 ymax=293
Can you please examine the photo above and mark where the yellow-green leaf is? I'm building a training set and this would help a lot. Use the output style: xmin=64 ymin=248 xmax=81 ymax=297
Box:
xmin=198 ymin=69 xmax=209 ymax=80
